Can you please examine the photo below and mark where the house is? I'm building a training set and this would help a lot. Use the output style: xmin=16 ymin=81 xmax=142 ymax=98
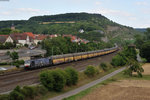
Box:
xmin=34 ymin=34 xmax=48 ymax=45
xmin=10 ymin=33 xmax=34 ymax=46
xmin=0 ymin=35 xmax=9 ymax=44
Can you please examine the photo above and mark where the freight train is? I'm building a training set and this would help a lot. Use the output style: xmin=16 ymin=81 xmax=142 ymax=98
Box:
xmin=24 ymin=46 xmax=119 ymax=69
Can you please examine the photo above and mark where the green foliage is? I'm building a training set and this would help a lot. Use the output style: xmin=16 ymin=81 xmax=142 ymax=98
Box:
xmin=42 ymin=37 xmax=113 ymax=56
xmin=111 ymin=55 xmax=126 ymax=66
xmin=0 ymin=94 xmax=9 ymax=100
xmin=100 ymin=63 xmax=108 ymax=71
xmin=65 ymin=67 xmax=78 ymax=85
xmin=111 ymin=47 xmax=137 ymax=67
xmin=124 ymin=60 xmax=144 ymax=77
xmin=40 ymin=69 xmax=66 ymax=92
xmin=35 ymin=86 xmax=48 ymax=95
xmin=10 ymin=51 xmax=19 ymax=61
xmin=140 ymin=41 xmax=150 ymax=62
xmin=0 ymin=42 xmax=16 ymax=49
xmin=40 ymin=70 xmax=54 ymax=91
xmin=10 ymin=86 xmax=25 ymax=100
xmin=0 ymin=13 xmax=139 ymax=45
xmin=84 ymin=65 xmax=96 ymax=77
xmin=21 ymin=86 xmax=35 ymax=98
xmin=51 ymin=69 xmax=66 ymax=91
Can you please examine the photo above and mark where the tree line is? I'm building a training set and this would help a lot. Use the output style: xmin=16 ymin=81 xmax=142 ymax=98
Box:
xmin=41 ymin=36 xmax=114 ymax=56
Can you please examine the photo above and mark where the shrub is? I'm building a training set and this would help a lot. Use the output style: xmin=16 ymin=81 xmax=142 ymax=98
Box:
xmin=40 ymin=70 xmax=54 ymax=91
xmin=21 ymin=86 xmax=35 ymax=98
xmin=0 ymin=94 xmax=9 ymax=100
xmin=13 ymin=63 xmax=20 ymax=68
xmin=65 ymin=67 xmax=78 ymax=85
xmin=35 ymin=86 xmax=48 ymax=95
xmin=40 ymin=69 xmax=66 ymax=92
xmin=0 ymin=62 xmax=8 ymax=65
xmin=111 ymin=55 xmax=126 ymax=66
xmin=100 ymin=63 xmax=108 ymax=71
xmin=84 ymin=65 xmax=96 ymax=77
xmin=51 ymin=69 xmax=66 ymax=91
xmin=9 ymin=86 xmax=24 ymax=100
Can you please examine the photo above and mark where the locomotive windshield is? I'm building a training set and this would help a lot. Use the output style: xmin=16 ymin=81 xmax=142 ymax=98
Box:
xmin=25 ymin=60 xmax=31 ymax=64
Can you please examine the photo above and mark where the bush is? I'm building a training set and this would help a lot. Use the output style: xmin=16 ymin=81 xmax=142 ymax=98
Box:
xmin=111 ymin=55 xmax=126 ymax=66
xmin=40 ymin=70 xmax=54 ymax=91
xmin=65 ymin=67 xmax=78 ymax=85
xmin=0 ymin=94 xmax=9 ymax=100
xmin=100 ymin=63 xmax=108 ymax=71
xmin=84 ymin=65 xmax=96 ymax=77
xmin=21 ymin=86 xmax=35 ymax=98
xmin=35 ymin=86 xmax=48 ymax=95
xmin=51 ymin=69 xmax=66 ymax=91
xmin=40 ymin=69 xmax=66 ymax=92
xmin=9 ymin=86 xmax=24 ymax=100
xmin=0 ymin=62 xmax=8 ymax=65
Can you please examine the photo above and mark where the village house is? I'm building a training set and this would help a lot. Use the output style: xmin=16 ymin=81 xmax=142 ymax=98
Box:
xmin=10 ymin=33 xmax=34 ymax=46
xmin=0 ymin=35 xmax=13 ymax=44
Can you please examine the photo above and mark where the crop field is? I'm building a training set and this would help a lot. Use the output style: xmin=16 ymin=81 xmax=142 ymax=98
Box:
xmin=79 ymin=64 xmax=150 ymax=100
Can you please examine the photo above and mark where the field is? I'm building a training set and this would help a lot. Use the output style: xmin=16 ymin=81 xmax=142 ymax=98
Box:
xmin=71 ymin=63 xmax=150 ymax=100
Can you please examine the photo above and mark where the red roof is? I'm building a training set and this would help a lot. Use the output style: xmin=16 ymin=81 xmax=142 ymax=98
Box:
xmin=23 ymin=32 xmax=35 ymax=39
xmin=35 ymin=34 xmax=47 ymax=40
xmin=0 ymin=35 xmax=9 ymax=43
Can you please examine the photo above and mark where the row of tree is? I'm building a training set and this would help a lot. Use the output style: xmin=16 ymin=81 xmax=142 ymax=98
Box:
xmin=41 ymin=37 xmax=114 ymax=56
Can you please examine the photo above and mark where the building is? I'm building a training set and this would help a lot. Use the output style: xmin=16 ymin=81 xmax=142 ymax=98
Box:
xmin=10 ymin=33 xmax=34 ymax=46
xmin=0 ymin=35 xmax=9 ymax=44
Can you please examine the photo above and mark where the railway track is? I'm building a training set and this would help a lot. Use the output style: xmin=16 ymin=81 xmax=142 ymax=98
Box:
xmin=0 ymin=51 xmax=118 ymax=94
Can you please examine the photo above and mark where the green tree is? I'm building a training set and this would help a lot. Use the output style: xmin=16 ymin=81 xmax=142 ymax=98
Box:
xmin=140 ymin=41 xmax=150 ymax=62
xmin=10 ymin=51 xmax=19 ymax=61
xmin=84 ymin=65 xmax=96 ymax=77
xmin=9 ymin=86 xmax=24 ymax=100
xmin=100 ymin=63 xmax=108 ymax=71
xmin=124 ymin=60 xmax=144 ymax=77
xmin=40 ymin=69 xmax=66 ymax=92
xmin=65 ymin=67 xmax=78 ymax=85
xmin=111 ymin=55 xmax=126 ymax=66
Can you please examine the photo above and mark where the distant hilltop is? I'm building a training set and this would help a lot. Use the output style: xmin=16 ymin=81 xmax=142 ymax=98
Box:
xmin=0 ymin=12 xmax=142 ymax=44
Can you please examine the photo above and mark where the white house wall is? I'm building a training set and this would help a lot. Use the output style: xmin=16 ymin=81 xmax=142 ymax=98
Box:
xmin=5 ymin=36 xmax=14 ymax=43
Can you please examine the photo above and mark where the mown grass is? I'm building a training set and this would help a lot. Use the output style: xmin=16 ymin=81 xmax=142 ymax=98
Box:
xmin=39 ymin=66 xmax=121 ymax=100
xmin=63 ymin=68 xmax=150 ymax=100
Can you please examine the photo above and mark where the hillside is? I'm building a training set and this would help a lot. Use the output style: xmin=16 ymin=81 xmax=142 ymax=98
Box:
xmin=0 ymin=13 xmax=141 ymax=44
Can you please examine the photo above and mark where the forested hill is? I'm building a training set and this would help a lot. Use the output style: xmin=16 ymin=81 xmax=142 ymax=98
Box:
xmin=29 ymin=13 xmax=107 ymax=22
xmin=0 ymin=13 xmax=141 ymax=44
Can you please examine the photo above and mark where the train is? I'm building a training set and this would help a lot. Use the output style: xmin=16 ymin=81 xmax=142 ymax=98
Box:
xmin=24 ymin=46 xmax=119 ymax=69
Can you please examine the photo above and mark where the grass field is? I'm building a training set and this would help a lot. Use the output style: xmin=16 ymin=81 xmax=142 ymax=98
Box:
xmin=64 ymin=63 xmax=150 ymax=100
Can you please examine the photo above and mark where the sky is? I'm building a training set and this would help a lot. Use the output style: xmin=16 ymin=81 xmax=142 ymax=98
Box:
xmin=0 ymin=0 xmax=150 ymax=28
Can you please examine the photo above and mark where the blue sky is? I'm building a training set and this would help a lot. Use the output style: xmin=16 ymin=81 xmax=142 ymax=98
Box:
xmin=0 ymin=0 xmax=150 ymax=28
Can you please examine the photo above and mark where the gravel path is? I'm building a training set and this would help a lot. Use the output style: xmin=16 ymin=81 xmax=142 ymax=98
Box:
xmin=49 ymin=67 xmax=126 ymax=100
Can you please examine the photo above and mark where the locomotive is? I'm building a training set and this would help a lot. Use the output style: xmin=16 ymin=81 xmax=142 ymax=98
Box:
xmin=24 ymin=46 xmax=118 ymax=69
